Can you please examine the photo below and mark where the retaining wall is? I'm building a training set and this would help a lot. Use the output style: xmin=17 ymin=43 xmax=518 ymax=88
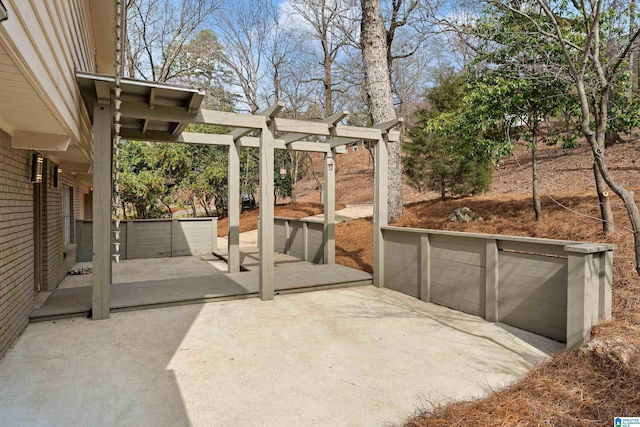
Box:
xmin=381 ymin=226 xmax=614 ymax=347
xmin=76 ymin=218 xmax=218 ymax=262
xmin=273 ymin=217 xmax=325 ymax=264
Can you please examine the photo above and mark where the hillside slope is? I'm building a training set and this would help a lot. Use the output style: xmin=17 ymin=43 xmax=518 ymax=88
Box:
xmin=293 ymin=140 xmax=639 ymax=205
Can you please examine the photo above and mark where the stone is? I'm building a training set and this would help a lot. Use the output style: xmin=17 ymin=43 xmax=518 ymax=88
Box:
xmin=68 ymin=267 xmax=93 ymax=275
xmin=581 ymin=338 xmax=638 ymax=367
xmin=449 ymin=207 xmax=481 ymax=223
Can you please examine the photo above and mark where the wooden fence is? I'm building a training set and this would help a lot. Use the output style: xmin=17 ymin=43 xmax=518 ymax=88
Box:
xmin=273 ymin=217 xmax=326 ymax=264
xmin=76 ymin=218 xmax=218 ymax=262
xmin=381 ymin=226 xmax=614 ymax=347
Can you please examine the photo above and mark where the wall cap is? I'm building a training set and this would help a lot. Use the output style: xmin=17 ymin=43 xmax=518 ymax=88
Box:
xmin=381 ymin=225 xmax=616 ymax=252
xmin=564 ymin=243 xmax=617 ymax=254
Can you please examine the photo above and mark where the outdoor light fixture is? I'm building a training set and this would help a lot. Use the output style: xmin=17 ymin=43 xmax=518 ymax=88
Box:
xmin=53 ymin=165 xmax=62 ymax=187
xmin=279 ymin=167 xmax=287 ymax=179
xmin=31 ymin=154 xmax=43 ymax=183
xmin=0 ymin=1 xmax=8 ymax=22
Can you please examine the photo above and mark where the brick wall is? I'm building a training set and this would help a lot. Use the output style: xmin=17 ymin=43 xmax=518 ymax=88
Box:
xmin=0 ymin=128 xmax=82 ymax=358
xmin=62 ymin=173 xmax=79 ymax=272
xmin=0 ymin=129 xmax=35 ymax=358
xmin=41 ymin=161 xmax=79 ymax=291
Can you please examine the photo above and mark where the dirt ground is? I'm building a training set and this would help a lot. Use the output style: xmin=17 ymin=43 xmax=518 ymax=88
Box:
xmin=293 ymin=147 xmax=429 ymax=205
xmin=216 ymin=202 xmax=345 ymax=237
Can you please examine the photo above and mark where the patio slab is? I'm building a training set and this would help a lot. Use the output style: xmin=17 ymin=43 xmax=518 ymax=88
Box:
xmin=30 ymin=256 xmax=373 ymax=321
xmin=302 ymin=203 xmax=373 ymax=222
xmin=1 ymin=286 xmax=562 ymax=426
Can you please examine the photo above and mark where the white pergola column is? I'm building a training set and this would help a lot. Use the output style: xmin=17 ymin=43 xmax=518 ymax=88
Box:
xmin=227 ymin=141 xmax=240 ymax=273
xmin=323 ymin=148 xmax=336 ymax=264
xmin=259 ymin=122 xmax=275 ymax=300
xmin=92 ymin=101 xmax=112 ymax=319
xmin=373 ymin=136 xmax=389 ymax=287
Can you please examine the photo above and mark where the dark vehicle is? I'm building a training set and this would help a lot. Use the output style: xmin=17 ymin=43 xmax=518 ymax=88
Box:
xmin=219 ymin=193 xmax=256 ymax=212
xmin=242 ymin=193 xmax=256 ymax=210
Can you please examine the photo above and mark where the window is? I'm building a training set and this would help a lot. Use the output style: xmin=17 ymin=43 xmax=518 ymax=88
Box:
xmin=62 ymin=187 xmax=71 ymax=245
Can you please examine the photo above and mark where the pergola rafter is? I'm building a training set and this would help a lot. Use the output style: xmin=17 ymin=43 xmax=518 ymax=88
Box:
xmin=281 ymin=111 xmax=349 ymax=145
xmin=76 ymin=72 xmax=401 ymax=320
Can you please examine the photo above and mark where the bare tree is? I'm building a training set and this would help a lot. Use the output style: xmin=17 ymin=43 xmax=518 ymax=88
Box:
xmin=125 ymin=0 xmax=220 ymax=82
xmin=382 ymin=0 xmax=436 ymax=74
xmin=361 ymin=0 xmax=403 ymax=221
xmin=215 ymin=1 xmax=280 ymax=113
xmin=285 ymin=0 xmax=359 ymax=116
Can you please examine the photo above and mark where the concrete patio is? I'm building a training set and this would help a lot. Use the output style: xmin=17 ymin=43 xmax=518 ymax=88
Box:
xmin=30 ymin=254 xmax=372 ymax=321
xmin=1 ymin=286 xmax=562 ymax=426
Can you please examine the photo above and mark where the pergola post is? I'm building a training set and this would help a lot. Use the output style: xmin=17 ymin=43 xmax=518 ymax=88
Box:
xmin=73 ymin=74 xmax=395 ymax=309
xmin=373 ymin=136 xmax=389 ymax=287
xmin=227 ymin=141 xmax=240 ymax=273
xmin=92 ymin=101 xmax=112 ymax=319
xmin=323 ymin=148 xmax=336 ymax=264
xmin=259 ymin=121 xmax=275 ymax=300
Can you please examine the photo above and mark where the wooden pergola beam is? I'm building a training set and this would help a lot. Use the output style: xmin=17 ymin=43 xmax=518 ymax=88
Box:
xmin=334 ymin=125 xmax=381 ymax=140
xmin=373 ymin=117 xmax=403 ymax=132
xmin=230 ymin=101 xmax=285 ymax=141
xmin=327 ymin=122 xmax=402 ymax=148
xmin=239 ymin=137 xmax=333 ymax=153
xmin=273 ymin=118 xmax=331 ymax=136
xmin=281 ymin=111 xmax=349 ymax=144
xmin=120 ymin=103 xmax=267 ymax=129
xmin=328 ymin=137 xmax=357 ymax=148
xmin=187 ymin=92 xmax=204 ymax=114
xmin=260 ymin=100 xmax=286 ymax=121
xmin=119 ymin=130 xmax=346 ymax=153
xmin=95 ymin=81 xmax=111 ymax=105
xmin=148 ymin=88 xmax=156 ymax=109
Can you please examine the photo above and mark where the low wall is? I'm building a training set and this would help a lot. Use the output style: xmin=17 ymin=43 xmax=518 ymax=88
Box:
xmin=274 ymin=217 xmax=325 ymax=264
xmin=76 ymin=218 xmax=218 ymax=262
xmin=381 ymin=226 xmax=614 ymax=347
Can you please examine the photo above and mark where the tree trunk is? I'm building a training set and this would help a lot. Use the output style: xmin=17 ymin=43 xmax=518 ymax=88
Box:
xmin=361 ymin=0 xmax=403 ymax=222
xmin=576 ymin=79 xmax=616 ymax=236
xmin=323 ymin=44 xmax=333 ymax=116
xmin=594 ymin=162 xmax=615 ymax=234
xmin=592 ymin=147 xmax=640 ymax=275
xmin=574 ymin=77 xmax=637 ymax=272
xmin=532 ymin=143 xmax=541 ymax=221
xmin=162 ymin=201 xmax=173 ymax=218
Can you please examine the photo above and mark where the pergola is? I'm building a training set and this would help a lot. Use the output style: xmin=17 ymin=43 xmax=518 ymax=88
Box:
xmin=77 ymin=72 xmax=401 ymax=320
